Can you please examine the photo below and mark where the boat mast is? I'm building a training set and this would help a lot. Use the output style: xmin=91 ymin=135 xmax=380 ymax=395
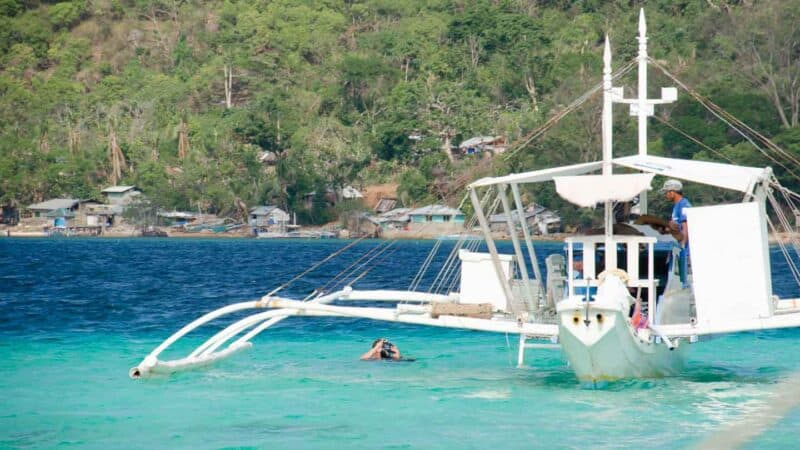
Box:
xmin=636 ymin=9 xmax=649 ymax=215
xmin=602 ymin=36 xmax=616 ymax=270
xmin=615 ymin=9 xmax=677 ymax=215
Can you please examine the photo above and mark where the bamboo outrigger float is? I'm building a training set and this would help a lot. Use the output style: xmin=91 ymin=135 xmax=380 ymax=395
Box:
xmin=131 ymin=10 xmax=800 ymax=383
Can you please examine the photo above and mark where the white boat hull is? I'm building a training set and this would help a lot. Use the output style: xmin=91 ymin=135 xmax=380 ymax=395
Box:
xmin=557 ymin=277 xmax=686 ymax=383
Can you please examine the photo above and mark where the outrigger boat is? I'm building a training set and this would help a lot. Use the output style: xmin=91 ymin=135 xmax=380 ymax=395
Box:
xmin=131 ymin=10 xmax=800 ymax=383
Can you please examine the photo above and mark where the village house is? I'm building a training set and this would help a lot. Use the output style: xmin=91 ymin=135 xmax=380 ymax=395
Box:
xmin=363 ymin=208 xmax=411 ymax=236
xmin=374 ymin=197 xmax=397 ymax=214
xmin=1 ymin=203 xmax=19 ymax=225
xmin=158 ymin=211 xmax=197 ymax=228
xmin=377 ymin=207 xmax=411 ymax=232
xmin=25 ymin=198 xmax=106 ymax=234
xmin=407 ymin=205 xmax=465 ymax=234
xmin=341 ymin=212 xmax=382 ymax=238
xmin=83 ymin=203 xmax=122 ymax=228
xmin=489 ymin=203 xmax=562 ymax=235
xmin=27 ymin=198 xmax=82 ymax=219
xmin=457 ymin=136 xmax=508 ymax=157
xmin=303 ymin=185 xmax=363 ymax=209
xmin=17 ymin=188 xmax=141 ymax=234
xmin=101 ymin=185 xmax=141 ymax=205
xmin=340 ymin=185 xmax=363 ymax=201
xmin=302 ymin=189 xmax=337 ymax=210
xmin=352 ymin=208 xmax=410 ymax=239
xmin=248 ymin=206 xmax=290 ymax=230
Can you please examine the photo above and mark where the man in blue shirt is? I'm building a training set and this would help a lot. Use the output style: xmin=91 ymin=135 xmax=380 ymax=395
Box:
xmin=661 ymin=179 xmax=691 ymax=287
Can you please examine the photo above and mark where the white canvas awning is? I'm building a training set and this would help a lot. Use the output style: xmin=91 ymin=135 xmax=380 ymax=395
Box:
xmin=468 ymin=155 xmax=769 ymax=194
xmin=613 ymin=155 xmax=769 ymax=193
xmin=469 ymin=161 xmax=603 ymax=188
xmin=554 ymin=173 xmax=655 ymax=207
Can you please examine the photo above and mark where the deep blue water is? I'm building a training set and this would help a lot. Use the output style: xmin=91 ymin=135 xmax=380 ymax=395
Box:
xmin=1 ymin=238 xmax=799 ymax=449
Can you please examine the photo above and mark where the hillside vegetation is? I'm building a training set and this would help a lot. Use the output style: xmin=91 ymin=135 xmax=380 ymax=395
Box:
xmin=1 ymin=0 xmax=799 ymax=224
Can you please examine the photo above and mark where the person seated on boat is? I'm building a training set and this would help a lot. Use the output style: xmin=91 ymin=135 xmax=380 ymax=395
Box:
xmin=572 ymin=257 xmax=583 ymax=279
xmin=565 ymin=256 xmax=593 ymax=298
xmin=661 ymin=179 xmax=692 ymax=287
xmin=360 ymin=338 xmax=401 ymax=361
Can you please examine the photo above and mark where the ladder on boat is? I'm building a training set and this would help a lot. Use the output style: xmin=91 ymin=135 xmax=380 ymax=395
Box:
xmin=516 ymin=334 xmax=560 ymax=366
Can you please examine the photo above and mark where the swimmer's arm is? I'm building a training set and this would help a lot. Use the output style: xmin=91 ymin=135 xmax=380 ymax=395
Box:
xmin=360 ymin=342 xmax=382 ymax=360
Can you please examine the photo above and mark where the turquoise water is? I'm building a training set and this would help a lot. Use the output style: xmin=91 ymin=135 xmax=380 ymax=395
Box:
xmin=1 ymin=238 xmax=799 ymax=449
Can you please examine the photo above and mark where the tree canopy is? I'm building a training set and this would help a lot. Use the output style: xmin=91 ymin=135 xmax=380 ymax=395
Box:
xmin=0 ymin=0 xmax=798 ymax=224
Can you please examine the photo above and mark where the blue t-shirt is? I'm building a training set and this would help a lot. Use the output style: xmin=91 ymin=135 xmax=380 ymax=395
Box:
xmin=671 ymin=197 xmax=692 ymax=233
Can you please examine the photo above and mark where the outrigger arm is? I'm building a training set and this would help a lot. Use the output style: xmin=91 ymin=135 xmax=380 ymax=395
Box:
xmin=130 ymin=287 xmax=558 ymax=379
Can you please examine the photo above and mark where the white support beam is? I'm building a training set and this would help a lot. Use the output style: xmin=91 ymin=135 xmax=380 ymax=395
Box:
xmin=511 ymin=183 xmax=543 ymax=306
xmin=469 ymin=186 xmax=516 ymax=312
xmin=266 ymin=298 xmax=560 ymax=336
xmin=499 ymin=183 xmax=536 ymax=312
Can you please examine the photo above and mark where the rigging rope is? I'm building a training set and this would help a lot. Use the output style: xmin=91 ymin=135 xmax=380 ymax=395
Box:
xmin=444 ymin=229 xmax=485 ymax=295
xmin=348 ymin=240 xmax=401 ymax=286
xmin=430 ymin=190 xmax=500 ymax=294
xmin=503 ymin=58 xmax=638 ymax=161
xmin=440 ymin=199 xmax=492 ymax=295
xmin=390 ymin=219 xmax=440 ymax=293
xmin=426 ymin=189 xmax=492 ymax=293
xmin=408 ymin=238 xmax=442 ymax=291
xmin=647 ymin=58 xmax=800 ymax=293
xmin=770 ymin=185 xmax=800 ymax=259
xmin=322 ymin=240 xmax=390 ymax=293
xmin=766 ymin=214 xmax=800 ymax=288
xmin=651 ymin=115 xmax=736 ymax=164
xmin=765 ymin=184 xmax=800 ymax=289
xmin=266 ymin=235 xmax=369 ymax=297
xmin=408 ymin=201 xmax=461 ymax=292
xmin=648 ymin=58 xmax=800 ymax=182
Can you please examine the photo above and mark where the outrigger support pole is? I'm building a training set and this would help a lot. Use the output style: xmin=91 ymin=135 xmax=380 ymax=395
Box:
xmin=130 ymin=289 xmax=352 ymax=378
xmin=469 ymin=186 xmax=516 ymax=313
xmin=511 ymin=182 xmax=543 ymax=303
xmin=499 ymin=183 xmax=537 ymax=313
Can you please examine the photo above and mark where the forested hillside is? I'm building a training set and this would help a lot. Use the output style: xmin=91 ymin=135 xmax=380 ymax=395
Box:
xmin=1 ymin=0 xmax=798 ymax=224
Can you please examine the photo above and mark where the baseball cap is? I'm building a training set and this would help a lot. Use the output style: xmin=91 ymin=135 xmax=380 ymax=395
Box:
xmin=660 ymin=179 xmax=683 ymax=192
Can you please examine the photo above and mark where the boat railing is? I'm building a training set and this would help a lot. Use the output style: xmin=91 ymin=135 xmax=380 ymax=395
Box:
xmin=565 ymin=235 xmax=658 ymax=321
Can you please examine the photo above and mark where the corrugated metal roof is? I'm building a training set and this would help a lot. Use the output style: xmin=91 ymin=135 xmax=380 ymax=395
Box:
xmin=341 ymin=186 xmax=363 ymax=199
xmin=488 ymin=203 xmax=559 ymax=223
xmin=489 ymin=210 xmax=536 ymax=223
xmin=374 ymin=198 xmax=397 ymax=213
xmin=250 ymin=205 xmax=282 ymax=216
xmin=101 ymin=185 xmax=138 ymax=193
xmin=459 ymin=136 xmax=498 ymax=148
xmin=408 ymin=205 xmax=463 ymax=216
xmin=359 ymin=213 xmax=383 ymax=225
xmin=28 ymin=198 xmax=80 ymax=211
xmin=379 ymin=208 xmax=411 ymax=222
xmin=158 ymin=211 xmax=195 ymax=219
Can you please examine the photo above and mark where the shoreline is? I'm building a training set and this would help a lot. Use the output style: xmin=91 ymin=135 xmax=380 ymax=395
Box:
xmin=0 ymin=226 xmax=568 ymax=242
xmin=2 ymin=227 xmax=797 ymax=244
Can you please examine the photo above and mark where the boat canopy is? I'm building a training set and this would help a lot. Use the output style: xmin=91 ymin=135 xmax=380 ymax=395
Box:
xmin=612 ymin=155 xmax=769 ymax=193
xmin=469 ymin=155 xmax=769 ymax=194
xmin=554 ymin=173 xmax=654 ymax=207
xmin=469 ymin=161 xmax=603 ymax=188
